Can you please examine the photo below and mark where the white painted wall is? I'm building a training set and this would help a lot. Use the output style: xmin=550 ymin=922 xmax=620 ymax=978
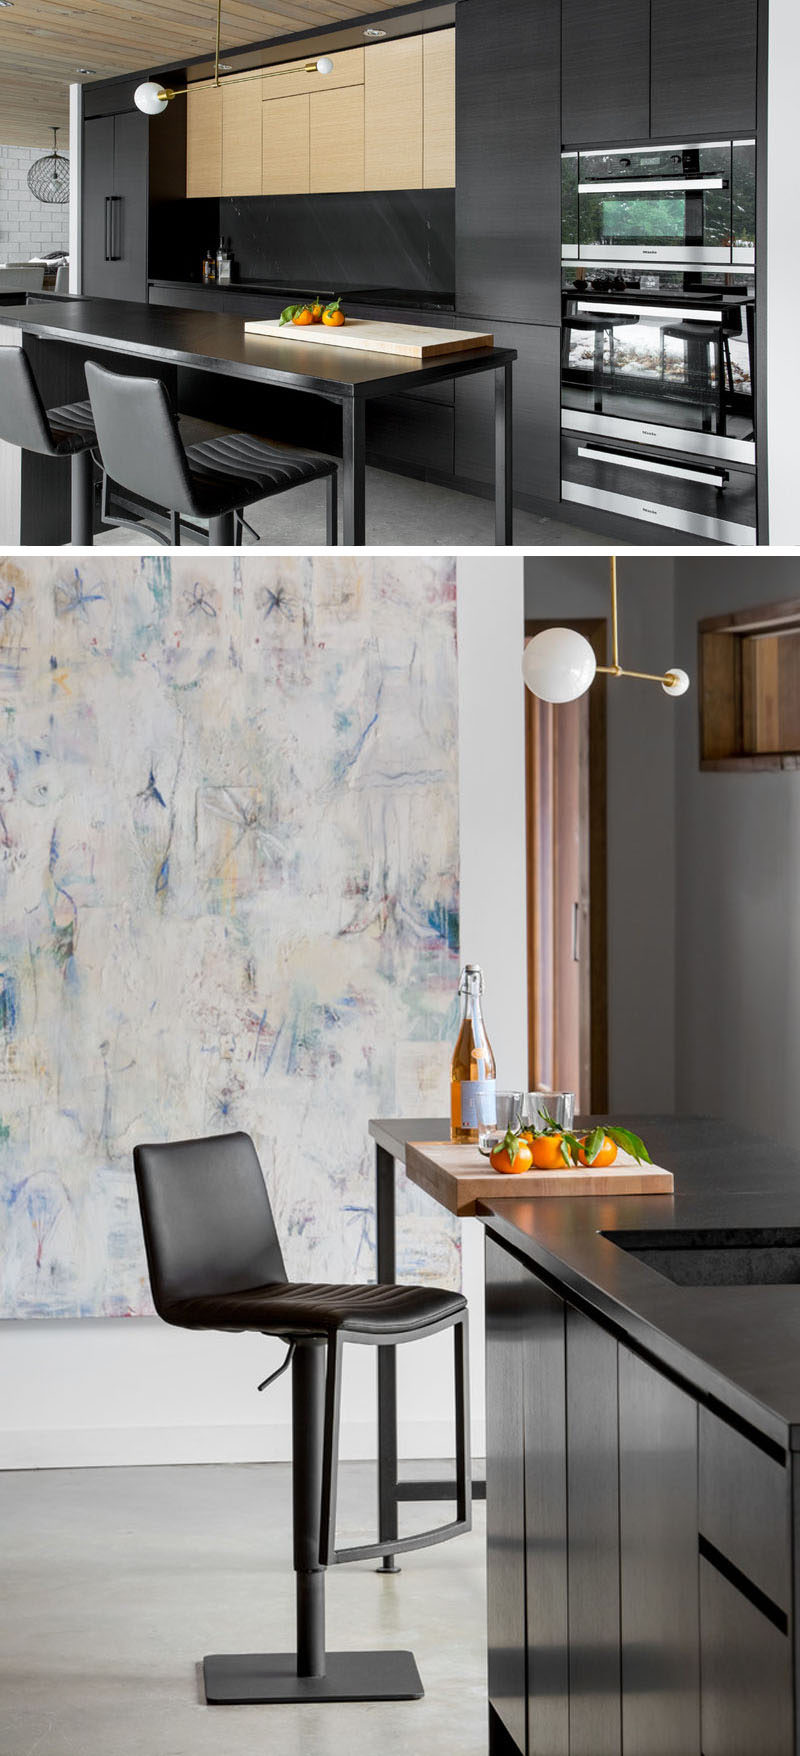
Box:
xmin=0 ymin=144 xmax=69 ymax=265
xmin=69 ymin=84 xmax=82 ymax=292
xmin=766 ymin=0 xmax=799 ymax=543
xmin=0 ymin=559 xmax=527 ymax=1471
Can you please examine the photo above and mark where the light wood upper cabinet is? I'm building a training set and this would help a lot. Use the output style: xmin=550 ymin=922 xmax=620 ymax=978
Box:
xmin=186 ymin=83 xmax=222 ymax=198
xmin=185 ymin=33 xmax=454 ymax=198
xmin=262 ymin=93 xmax=310 ymax=195
xmin=261 ymin=45 xmax=364 ymax=100
xmin=222 ymin=77 xmax=262 ymax=196
xmin=364 ymin=36 xmax=423 ymax=190
xmin=310 ymin=84 xmax=365 ymax=193
xmin=423 ymin=28 xmax=455 ymax=187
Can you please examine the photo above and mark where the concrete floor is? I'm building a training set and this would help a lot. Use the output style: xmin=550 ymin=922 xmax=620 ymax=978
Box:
xmin=94 ymin=461 xmax=611 ymax=548
xmin=1 ymin=1461 xmax=488 ymax=1756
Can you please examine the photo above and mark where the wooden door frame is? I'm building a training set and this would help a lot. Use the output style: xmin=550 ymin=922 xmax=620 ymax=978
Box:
xmin=524 ymin=617 xmax=608 ymax=1113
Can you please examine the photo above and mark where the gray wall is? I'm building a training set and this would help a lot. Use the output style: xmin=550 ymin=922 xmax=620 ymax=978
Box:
xmin=673 ymin=557 xmax=800 ymax=1146
xmin=524 ymin=556 xmax=680 ymax=1114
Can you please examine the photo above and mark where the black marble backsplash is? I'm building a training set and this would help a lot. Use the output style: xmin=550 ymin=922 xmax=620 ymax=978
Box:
xmin=151 ymin=189 xmax=455 ymax=295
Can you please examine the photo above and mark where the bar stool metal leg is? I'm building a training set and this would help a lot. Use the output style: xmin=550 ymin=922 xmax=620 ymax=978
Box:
xmin=202 ymin=1337 xmax=424 ymax=1705
xmin=325 ymin=472 xmax=338 ymax=546
xmin=70 ymin=449 xmax=94 ymax=545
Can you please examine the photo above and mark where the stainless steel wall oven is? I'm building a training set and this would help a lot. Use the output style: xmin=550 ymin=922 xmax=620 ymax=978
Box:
xmin=560 ymin=138 xmax=758 ymax=543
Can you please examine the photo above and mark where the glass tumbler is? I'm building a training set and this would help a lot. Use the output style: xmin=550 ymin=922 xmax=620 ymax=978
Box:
xmin=524 ymin=1091 xmax=575 ymax=1134
xmin=478 ymin=1090 xmax=524 ymax=1155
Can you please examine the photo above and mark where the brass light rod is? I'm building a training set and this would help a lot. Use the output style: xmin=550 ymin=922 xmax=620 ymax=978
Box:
xmin=595 ymin=556 xmax=682 ymax=689
xmin=151 ymin=0 xmax=330 ymax=103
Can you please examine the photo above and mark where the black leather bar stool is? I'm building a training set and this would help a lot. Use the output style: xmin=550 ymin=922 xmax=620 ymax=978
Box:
xmin=0 ymin=346 xmax=97 ymax=543
xmin=562 ymin=312 xmax=639 ymax=412
xmin=85 ymin=361 xmax=339 ymax=547
xmin=660 ymin=319 xmax=726 ymax=435
xmin=133 ymin=1130 xmax=470 ymax=1706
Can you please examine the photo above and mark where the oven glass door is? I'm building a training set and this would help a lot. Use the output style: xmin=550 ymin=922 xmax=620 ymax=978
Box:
xmin=561 ymin=300 xmax=754 ymax=461
xmin=576 ymin=144 xmax=733 ymax=263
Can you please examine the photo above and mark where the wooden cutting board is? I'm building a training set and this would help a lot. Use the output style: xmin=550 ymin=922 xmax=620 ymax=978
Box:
xmin=405 ymin=1140 xmax=674 ymax=1217
xmin=243 ymin=317 xmax=494 ymax=358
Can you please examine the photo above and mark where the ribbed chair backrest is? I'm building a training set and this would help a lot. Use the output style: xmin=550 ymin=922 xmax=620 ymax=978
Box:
xmin=85 ymin=360 xmax=198 ymax=515
xmin=0 ymin=347 xmax=59 ymax=453
xmin=133 ymin=1132 xmax=287 ymax=1316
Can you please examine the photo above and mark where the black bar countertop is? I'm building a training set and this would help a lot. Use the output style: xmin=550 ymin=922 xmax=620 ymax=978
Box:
xmin=0 ymin=297 xmax=511 ymax=401
xmin=480 ymin=1116 xmax=800 ymax=1450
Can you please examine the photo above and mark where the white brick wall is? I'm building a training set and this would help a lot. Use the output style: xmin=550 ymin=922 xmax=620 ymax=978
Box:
xmin=0 ymin=143 xmax=69 ymax=264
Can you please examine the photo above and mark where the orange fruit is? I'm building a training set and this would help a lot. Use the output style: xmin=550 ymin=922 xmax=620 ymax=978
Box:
xmin=292 ymin=307 xmax=314 ymax=326
xmin=322 ymin=307 xmax=345 ymax=327
xmin=529 ymin=1134 xmax=570 ymax=1170
xmin=578 ymin=1134 xmax=617 ymax=1168
xmin=490 ymin=1139 xmax=533 ymax=1175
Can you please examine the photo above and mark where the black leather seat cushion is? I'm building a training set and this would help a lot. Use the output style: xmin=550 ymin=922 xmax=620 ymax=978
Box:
xmin=45 ymin=398 xmax=97 ymax=454
xmin=163 ymin=1280 xmax=466 ymax=1338
xmin=183 ymin=431 xmax=337 ymax=517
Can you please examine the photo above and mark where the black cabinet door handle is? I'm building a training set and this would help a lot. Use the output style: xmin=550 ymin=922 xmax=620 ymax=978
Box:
xmin=109 ymin=195 xmax=123 ymax=262
xmin=104 ymin=196 xmax=111 ymax=262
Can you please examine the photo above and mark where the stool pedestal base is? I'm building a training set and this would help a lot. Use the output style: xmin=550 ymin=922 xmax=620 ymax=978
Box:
xmin=203 ymin=1649 xmax=424 ymax=1704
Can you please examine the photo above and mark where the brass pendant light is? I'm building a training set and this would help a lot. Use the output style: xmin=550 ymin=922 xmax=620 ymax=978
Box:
xmin=522 ymin=557 xmax=691 ymax=704
xmin=135 ymin=0 xmax=334 ymax=114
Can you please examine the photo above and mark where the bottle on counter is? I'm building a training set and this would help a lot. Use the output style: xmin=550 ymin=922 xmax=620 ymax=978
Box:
xmin=216 ymin=237 xmax=234 ymax=285
xmin=202 ymin=248 xmax=216 ymax=285
xmin=450 ymin=964 xmax=497 ymax=1143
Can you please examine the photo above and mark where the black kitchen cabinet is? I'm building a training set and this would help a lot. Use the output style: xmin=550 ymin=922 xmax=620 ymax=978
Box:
xmin=618 ymin=1347 xmax=701 ymax=1756
xmin=83 ymin=109 xmax=148 ymax=302
xmin=566 ymin=1310 xmax=621 ymax=1756
xmin=523 ymin=1277 xmax=568 ymax=1756
xmin=561 ymin=0 xmax=650 ymax=145
xmin=700 ymin=1561 xmax=792 ymax=1756
xmin=456 ymin=0 xmax=560 ymax=325
xmin=650 ymin=0 xmax=758 ymax=138
xmin=485 ymin=1237 xmax=528 ymax=1754
xmin=455 ymin=319 xmax=560 ymax=507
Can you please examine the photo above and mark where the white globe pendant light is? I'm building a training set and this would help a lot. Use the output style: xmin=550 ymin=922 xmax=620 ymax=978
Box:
xmin=134 ymin=80 xmax=169 ymax=114
xmin=523 ymin=559 xmax=691 ymax=708
xmin=522 ymin=627 xmax=597 ymax=704
xmin=315 ymin=56 xmax=334 ymax=74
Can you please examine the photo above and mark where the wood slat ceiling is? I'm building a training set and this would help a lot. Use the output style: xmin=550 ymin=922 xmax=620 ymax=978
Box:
xmin=0 ymin=0 xmax=402 ymax=147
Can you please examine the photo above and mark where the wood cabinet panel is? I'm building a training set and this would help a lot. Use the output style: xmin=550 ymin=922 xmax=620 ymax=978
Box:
xmin=456 ymin=0 xmax=561 ymax=326
xmin=566 ymin=1309 xmax=621 ymax=1756
xmin=365 ymin=36 xmax=423 ymax=190
xmin=485 ymin=1236 xmax=527 ymax=1754
xmin=523 ymin=1276 xmax=569 ymax=1756
xmin=423 ymin=28 xmax=455 ymax=188
xmin=619 ymin=1348 xmax=701 ymax=1756
xmin=650 ymin=0 xmax=757 ymax=137
xmin=186 ymin=84 xmax=222 ymax=198
xmin=310 ymin=84 xmax=364 ymax=193
xmin=700 ymin=1560 xmax=792 ymax=1756
xmin=561 ymin=0 xmax=650 ymax=145
xmin=260 ymin=46 xmax=364 ymax=100
xmin=222 ymin=77 xmax=262 ymax=197
xmin=262 ymin=93 xmax=309 ymax=196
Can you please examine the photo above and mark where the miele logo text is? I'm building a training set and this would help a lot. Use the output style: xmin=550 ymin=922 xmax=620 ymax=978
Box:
xmin=641 ymin=506 xmax=658 ymax=515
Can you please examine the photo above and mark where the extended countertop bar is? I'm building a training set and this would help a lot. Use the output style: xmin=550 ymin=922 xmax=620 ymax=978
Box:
xmin=0 ymin=297 xmax=516 ymax=546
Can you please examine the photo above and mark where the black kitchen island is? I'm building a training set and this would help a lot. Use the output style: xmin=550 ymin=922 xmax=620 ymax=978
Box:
xmin=481 ymin=1114 xmax=800 ymax=1756
xmin=0 ymin=297 xmax=515 ymax=547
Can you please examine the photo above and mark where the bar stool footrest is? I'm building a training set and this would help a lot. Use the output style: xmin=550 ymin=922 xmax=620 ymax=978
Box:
xmin=203 ymin=1649 xmax=424 ymax=1704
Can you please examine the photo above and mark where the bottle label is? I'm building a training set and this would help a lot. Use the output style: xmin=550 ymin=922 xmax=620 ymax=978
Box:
xmin=457 ymin=1079 xmax=497 ymax=1129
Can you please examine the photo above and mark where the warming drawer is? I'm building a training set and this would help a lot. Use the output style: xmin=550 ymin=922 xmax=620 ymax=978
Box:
xmin=561 ymin=431 xmax=756 ymax=544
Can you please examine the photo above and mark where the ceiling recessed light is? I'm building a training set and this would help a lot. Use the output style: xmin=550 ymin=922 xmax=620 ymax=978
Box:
xmin=364 ymin=26 xmax=387 ymax=36
xmin=218 ymin=63 xmax=233 ymax=71
xmin=76 ymin=67 xmax=96 ymax=74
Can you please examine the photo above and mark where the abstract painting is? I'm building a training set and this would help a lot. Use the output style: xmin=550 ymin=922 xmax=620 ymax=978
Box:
xmin=0 ymin=557 xmax=460 ymax=1318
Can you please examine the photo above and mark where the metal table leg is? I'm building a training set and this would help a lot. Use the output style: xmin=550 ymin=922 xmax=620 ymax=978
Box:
xmin=494 ymin=361 xmax=514 ymax=546
xmin=341 ymin=399 xmax=366 ymax=546
xmin=375 ymin=1139 xmax=485 ymax=1574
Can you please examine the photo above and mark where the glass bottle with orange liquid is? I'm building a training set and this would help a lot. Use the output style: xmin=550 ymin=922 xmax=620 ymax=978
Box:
xmin=450 ymin=964 xmax=497 ymax=1143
